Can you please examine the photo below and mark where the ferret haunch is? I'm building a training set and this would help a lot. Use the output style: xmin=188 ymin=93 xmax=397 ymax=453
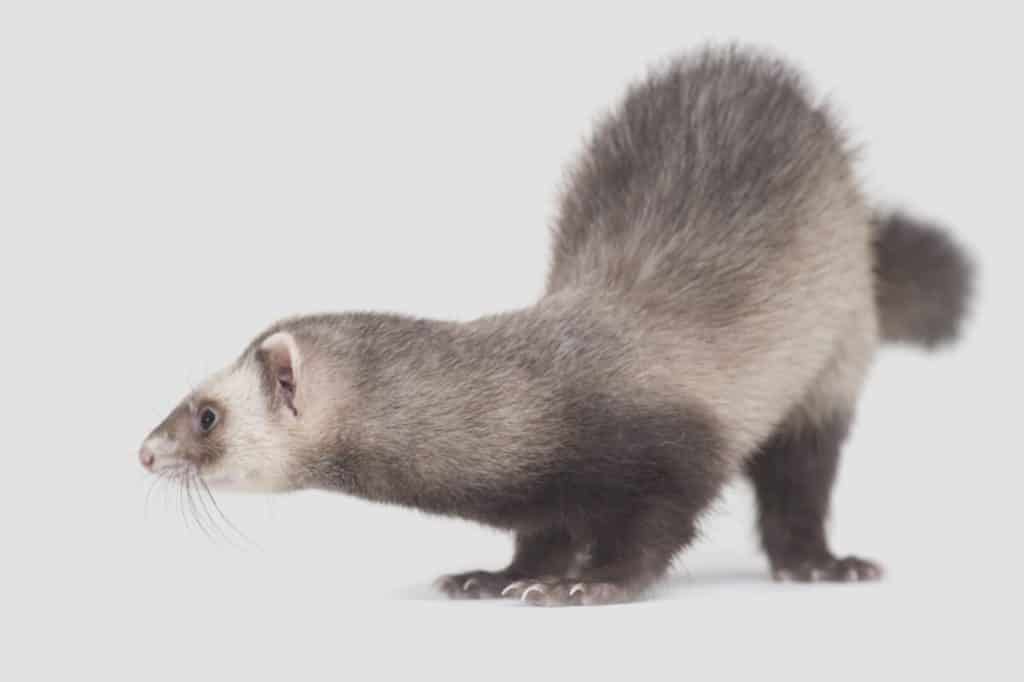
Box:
xmin=139 ymin=47 xmax=973 ymax=606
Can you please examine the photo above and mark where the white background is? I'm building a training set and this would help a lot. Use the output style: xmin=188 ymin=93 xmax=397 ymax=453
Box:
xmin=1 ymin=1 xmax=1019 ymax=679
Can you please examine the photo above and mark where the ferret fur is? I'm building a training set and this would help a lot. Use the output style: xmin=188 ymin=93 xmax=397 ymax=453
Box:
xmin=141 ymin=47 xmax=973 ymax=605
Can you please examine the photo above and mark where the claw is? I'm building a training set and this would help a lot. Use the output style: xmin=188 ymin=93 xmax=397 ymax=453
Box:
xmin=462 ymin=577 xmax=479 ymax=591
xmin=521 ymin=584 xmax=546 ymax=601
xmin=501 ymin=581 xmax=525 ymax=597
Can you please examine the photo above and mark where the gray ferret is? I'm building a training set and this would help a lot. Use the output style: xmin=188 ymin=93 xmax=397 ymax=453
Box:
xmin=139 ymin=47 xmax=973 ymax=606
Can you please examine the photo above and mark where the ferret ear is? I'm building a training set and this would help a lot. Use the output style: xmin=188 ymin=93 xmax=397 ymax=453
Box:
xmin=258 ymin=331 xmax=302 ymax=417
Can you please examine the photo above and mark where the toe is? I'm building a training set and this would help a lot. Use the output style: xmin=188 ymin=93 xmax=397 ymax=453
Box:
xmin=517 ymin=580 xmax=629 ymax=607
xmin=436 ymin=571 xmax=511 ymax=599
xmin=772 ymin=555 xmax=884 ymax=584
xmin=436 ymin=574 xmax=479 ymax=599
xmin=520 ymin=582 xmax=551 ymax=604
xmin=500 ymin=580 xmax=528 ymax=599
xmin=833 ymin=556 xmax=884 ymax=582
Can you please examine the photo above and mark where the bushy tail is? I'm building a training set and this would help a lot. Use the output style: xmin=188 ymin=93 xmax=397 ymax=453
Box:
xmin=873 ymin=212 xmax=974 ymax=349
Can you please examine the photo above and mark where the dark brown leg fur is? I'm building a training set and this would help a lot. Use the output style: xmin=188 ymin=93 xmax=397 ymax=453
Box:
xmin=438 ymin=399 xmax=727 ymax=606
xmin=502 ymin=504 xmax=702 ymax=606
xmin=746 ymin=412 xmax=882 ymax=582
xmin=437 ymin=527 xmax=576 ymax=599
xmin=440 ymin=507 xmax=702 ymax=606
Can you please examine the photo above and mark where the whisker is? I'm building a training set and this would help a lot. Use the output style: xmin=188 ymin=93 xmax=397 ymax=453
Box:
xmin=176 ymin=467 xmax=194 ymax=531
xmin=190 ymin=469 xmax=231 ymax=546
xmin=143 ymin=462 xmax=258 ymax=551
xmin=175 ymin=468 xmax=188 ymax=529
xmin=199 ymin=477 xmax=258 ymax=550
xmin=144 ymin=475 xmax=162 ymax=519
xmin=184 ymin=468 xmax=217 ymax=544
xmin=163 ymin=467 xmax=184 ymax=512
xmin=143 ymin=465 xmax=195 ymax=527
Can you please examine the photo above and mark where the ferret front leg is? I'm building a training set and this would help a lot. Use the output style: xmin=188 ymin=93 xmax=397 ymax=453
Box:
xmin=500 ymin=505 xmax=701 ymax=606
xmin=441 ymin=402 xmax=726 ymax=605
xmin=436 ymin=526 xmax=575 ymax=599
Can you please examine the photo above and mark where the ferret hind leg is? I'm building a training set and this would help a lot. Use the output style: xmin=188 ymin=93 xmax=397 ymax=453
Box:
xmin=746 ymin=318 xmax=882 ymax=583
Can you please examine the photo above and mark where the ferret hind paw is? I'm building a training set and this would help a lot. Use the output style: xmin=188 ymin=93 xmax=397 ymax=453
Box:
xmin=772 ymin=555 xmax=884 ymax=583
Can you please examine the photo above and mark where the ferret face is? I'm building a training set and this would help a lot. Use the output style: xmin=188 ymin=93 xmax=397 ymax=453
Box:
xmin=138 ymin=332 xmax=305 ymax=493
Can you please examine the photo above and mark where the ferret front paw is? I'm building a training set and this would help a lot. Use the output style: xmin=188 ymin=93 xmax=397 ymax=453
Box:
xmin=499 ymin=578 xmax=630 ymax=607
xmin=772 ymin=555 xmax=883 ymax=583
xmin=436 ymin=570 xmax=519 ymax=599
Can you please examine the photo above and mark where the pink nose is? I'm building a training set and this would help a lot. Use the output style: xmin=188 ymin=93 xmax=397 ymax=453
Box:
xmin=139 ymin=447 xmax=155 ymax=470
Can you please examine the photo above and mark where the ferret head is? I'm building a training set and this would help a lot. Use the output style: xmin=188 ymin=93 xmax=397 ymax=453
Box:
xmin=138 ymin=331 xmax=315 ymax=493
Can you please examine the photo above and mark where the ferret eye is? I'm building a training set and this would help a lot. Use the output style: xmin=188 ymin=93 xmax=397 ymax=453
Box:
xmin=198 ymin=407 xmax=218 ymax=433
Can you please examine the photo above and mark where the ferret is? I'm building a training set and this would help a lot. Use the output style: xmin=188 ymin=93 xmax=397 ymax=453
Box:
xmin=139 ymin=47 xmax=973 ymax=606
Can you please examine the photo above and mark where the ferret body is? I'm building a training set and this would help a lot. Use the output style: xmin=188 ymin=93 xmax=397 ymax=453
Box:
xmin=140 ymin=48 xmax=972 ymax=605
